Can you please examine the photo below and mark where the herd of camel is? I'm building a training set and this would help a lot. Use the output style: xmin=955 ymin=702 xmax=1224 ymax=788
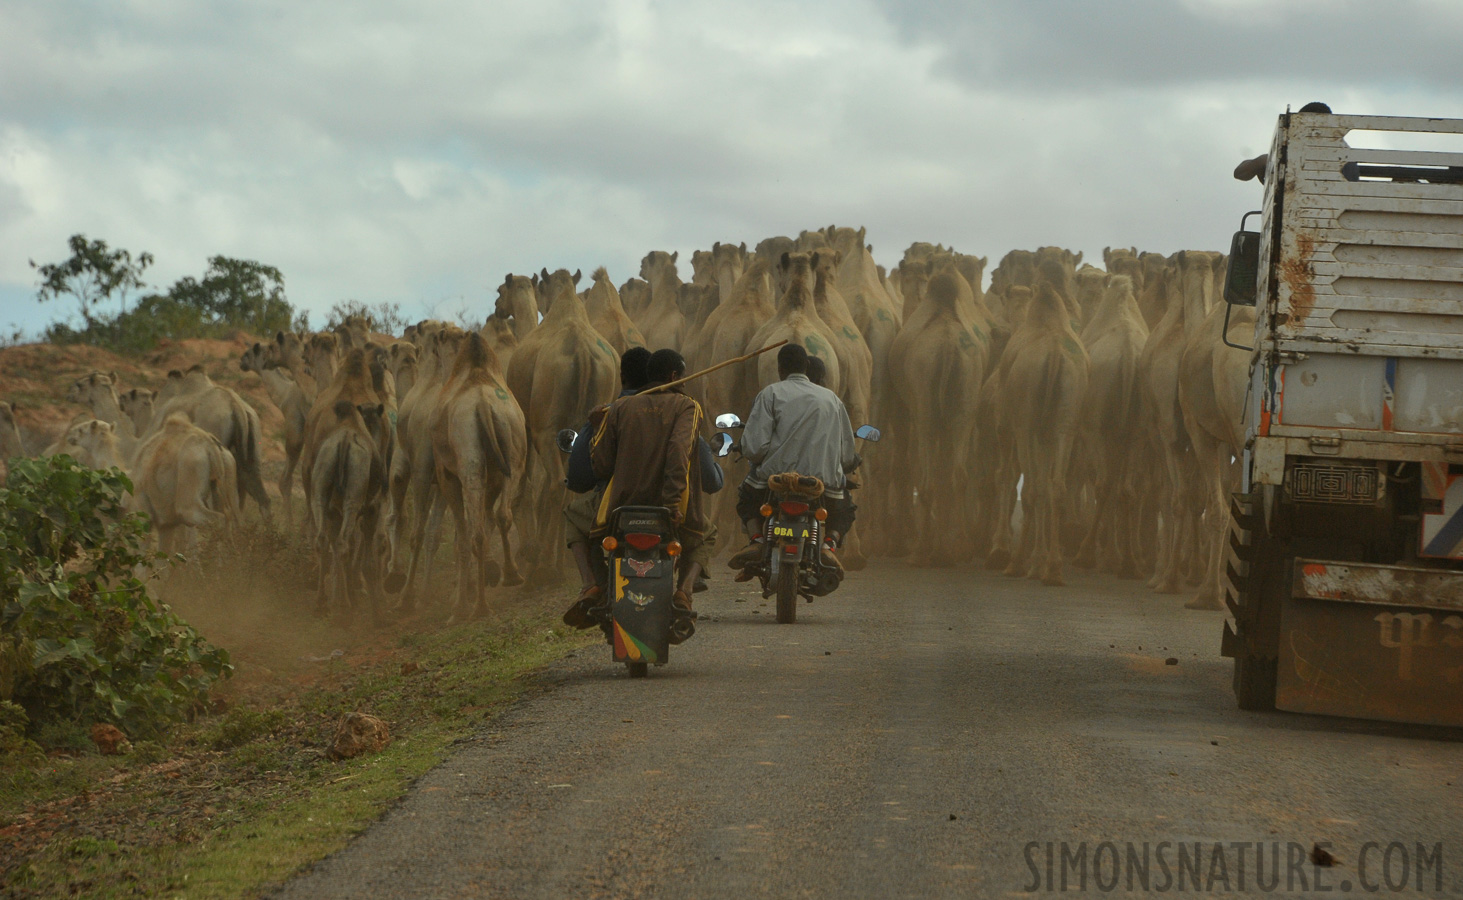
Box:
xmin=0 ymin=224 xmax=1252 ymax=619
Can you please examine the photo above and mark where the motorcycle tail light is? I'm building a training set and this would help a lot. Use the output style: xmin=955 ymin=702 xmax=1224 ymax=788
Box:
xmin=624 ymin=532 xmax=662 ymax=551
xmin=666 ymin=541 xmax=682 ymax=557
xmin=760 ymin=503 xmax=773 ymax=517
xmin=783 ymin=544 xmax=799 ymax=554
xmin=601 ymin=536 xmax=618 ymax=551
xmin=814 ymin=507 xmax=828 ymax=521
xmin=779 ymin=500 xmax=809 ymax=516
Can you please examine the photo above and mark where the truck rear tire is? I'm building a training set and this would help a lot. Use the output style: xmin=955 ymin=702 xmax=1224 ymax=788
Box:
xmin=1234 ymin=649 xmax=1277 ymax=711
xmin=775 ymin=560 xmax=798 ymax=624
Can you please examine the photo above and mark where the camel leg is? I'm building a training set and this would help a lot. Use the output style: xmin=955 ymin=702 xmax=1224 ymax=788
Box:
xmin=278 ymin=447 xmax=298 ymax=530
xmin=495 ymin=488 xmax=524 ymax=587
xmin=1185 ymin=439 xmax=1230 ymax=611
xmin=238 ymin=454 xmax=273 ymax=525
xmin=445 ymin=487 xmax=475 ymax=624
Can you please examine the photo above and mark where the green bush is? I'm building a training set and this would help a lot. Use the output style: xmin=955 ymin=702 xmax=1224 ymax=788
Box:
xmin=0 ymin=456 xmax=232 ymax=739
xmin=204 ymin=706 xmax=288 ymax=750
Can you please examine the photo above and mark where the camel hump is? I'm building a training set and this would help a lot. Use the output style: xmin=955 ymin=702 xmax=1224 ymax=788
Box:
xmin=163 ymin=411 xmax=191 ymax=430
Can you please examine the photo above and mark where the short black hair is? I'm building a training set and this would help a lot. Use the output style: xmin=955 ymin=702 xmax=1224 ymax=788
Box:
xmin=1299 ymin=102 xmax=1332 ymax=114
xmin=806 ymin=355 xmax=827 ymax=387
xmin=620 ymin=347 xmax=651 ymax=390
xmin=646 ymin=348 xmax=686 ymax=384
xmin=777 ymin=343 xmax=809 ymax=377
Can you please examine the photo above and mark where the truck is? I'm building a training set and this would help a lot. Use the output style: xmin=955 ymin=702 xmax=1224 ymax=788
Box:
xmin=1221 ymin=109 xmax=1463 ymax=726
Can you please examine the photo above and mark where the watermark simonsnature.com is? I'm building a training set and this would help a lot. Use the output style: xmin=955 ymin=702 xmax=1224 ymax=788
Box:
xmin=1023 ymin=841 xmax=1443 ymax=893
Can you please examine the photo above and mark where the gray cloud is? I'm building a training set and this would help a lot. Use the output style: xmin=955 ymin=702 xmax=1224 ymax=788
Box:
xmin=2 ymin=0 xmax=1461 ymax=337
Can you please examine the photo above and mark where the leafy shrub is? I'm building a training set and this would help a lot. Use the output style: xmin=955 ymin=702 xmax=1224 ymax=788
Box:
xmin=0 ymin=456 xmax=232 ymax=738
xmin=204 ymin=706 xmax=288 ymax=750
xmin=325 ymin=299 xmax=409 ymax=336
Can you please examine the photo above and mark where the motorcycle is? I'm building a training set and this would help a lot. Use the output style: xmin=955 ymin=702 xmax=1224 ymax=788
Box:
xmin=556 ymin=428 xmax=686 ymax=678
xmin=711 ymin=415 xmax=880 ymax=624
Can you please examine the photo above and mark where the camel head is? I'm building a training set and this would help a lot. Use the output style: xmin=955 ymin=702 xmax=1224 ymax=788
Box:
xmin=1103 ymin=246 xmax=1138 ymax=269
xmin=690 ymin=249 xmax=714 ymax=285
xmin=952 ymin=253 xmax=987 ymax=297
xmin=779 ymin=251 xmax=815 ymax=306
xmin=677 ymin=283 xmax=718 ymax=325
xmin=536 ymin=268 xmax=584 ymax=317
xmin=240 ymin=341 xmax=271 ymax=373
xmin=639 ymin=251 xmax=678 ymax=284
xmin=754 ymin=236 xmax=795 ymax=270
xmin=796 ymin=229 xmax=830 ymax=252
xmin=1004 ymin=285 xmax=1034 ymax=331
xmin=67 ymin=371 xmax=119 ymax=406
xmin=711 ymin=241 xmax=747 ymax=268
xmin=274 ymin=330 xmax=306 ymax=368
xmin=479 ymin=314 xmax=518 ymax=359
xmin=1108 ymin=255 xmax=1144 ymax=295
xmin=63 ymin=418 xmax=122 ymax=469
xmin=619 ymin=277 xmax=651 ymax=316
xmin=1075 ymin=266 xmax=1107 ymax=319
xmin=119 ymin=388 xmax=155 ymax=425
xmin=496 ymin=273 xmax=538 ymax=321
xmin=824 ymin=226 xmax=864 ymax=260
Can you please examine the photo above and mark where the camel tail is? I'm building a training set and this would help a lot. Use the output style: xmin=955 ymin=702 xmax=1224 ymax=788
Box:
xmin=475 ymin=401 xmax=513 ymax=480
xmin=208 ymin=435 xmax=241 ymax=531
xmin=229 ymin=402 xmax=261 ymax=500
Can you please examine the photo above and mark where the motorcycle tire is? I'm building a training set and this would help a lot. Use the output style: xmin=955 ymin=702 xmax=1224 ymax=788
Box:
xmin=627 ymin=661 xmax=649 ymax=678
xmin=775 ymin=558 xmax=798 ymax=624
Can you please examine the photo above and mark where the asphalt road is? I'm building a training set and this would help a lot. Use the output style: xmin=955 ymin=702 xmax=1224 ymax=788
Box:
xmin=274 ymin=562 xmax=1463 ymax=898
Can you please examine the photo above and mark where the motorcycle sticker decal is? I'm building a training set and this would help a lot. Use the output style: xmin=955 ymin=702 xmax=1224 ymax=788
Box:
xmin=625 ymin=590 xmax=654 ymax=608
xmin=625 ymin=558 xmax=655 ymax=577
xmin=613 ymin=621 xmax=657 ymax=663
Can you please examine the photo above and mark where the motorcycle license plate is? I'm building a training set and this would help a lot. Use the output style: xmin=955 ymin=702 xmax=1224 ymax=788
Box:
xmin=772 ymin=522 xmax=810 ymax=541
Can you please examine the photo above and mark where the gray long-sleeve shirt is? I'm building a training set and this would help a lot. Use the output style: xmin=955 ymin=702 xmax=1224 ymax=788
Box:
xmin=741 ymin=373 xmax=858 ymax=497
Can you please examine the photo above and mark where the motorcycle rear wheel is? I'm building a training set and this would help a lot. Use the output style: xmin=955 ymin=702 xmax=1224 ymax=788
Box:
xmin=775 ymin=559 xmax=798 ymax=624
xmin=627 ymin=661 xmax=649 ymax=678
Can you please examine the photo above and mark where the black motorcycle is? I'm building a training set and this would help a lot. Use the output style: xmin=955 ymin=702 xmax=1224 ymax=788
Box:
xmin=712 ymin=415 xmax=880 ymax=624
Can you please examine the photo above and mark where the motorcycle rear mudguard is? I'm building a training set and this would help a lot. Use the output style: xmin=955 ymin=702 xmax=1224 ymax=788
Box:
xmin=608 ymin=507 xmax=676 ymax=665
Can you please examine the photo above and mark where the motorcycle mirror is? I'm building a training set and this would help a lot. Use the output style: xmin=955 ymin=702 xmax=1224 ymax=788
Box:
xmin=855 ymin=424 xmax=881 ymax=442
xmin=555 ymin=428 xmax=577 ymax=454
xmin=715 ymin=432 xmax=735 ymax=457
xmin=714 ymin=413 xmax=742 ymax=429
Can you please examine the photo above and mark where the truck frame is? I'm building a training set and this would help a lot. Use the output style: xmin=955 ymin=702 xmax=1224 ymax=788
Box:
xmin=1222 ymin=109 xmax=1463 ymax=726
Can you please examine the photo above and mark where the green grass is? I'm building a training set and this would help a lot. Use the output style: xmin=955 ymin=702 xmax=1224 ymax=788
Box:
xmin=2 ymin=609 xmax=595 ymax=899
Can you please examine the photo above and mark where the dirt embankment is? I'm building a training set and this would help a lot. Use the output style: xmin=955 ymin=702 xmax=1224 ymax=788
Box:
xmin=0 ymin=334 xmax=289 ymax=470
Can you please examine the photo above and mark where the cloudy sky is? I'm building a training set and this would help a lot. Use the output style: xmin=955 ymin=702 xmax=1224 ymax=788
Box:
xmin=2 ymin=0 xmax=1461 ymax=335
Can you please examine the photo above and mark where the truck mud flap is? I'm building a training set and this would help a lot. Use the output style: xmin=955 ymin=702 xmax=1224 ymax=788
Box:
xmin=1277 ymin=559 xmax=1463 ymax=727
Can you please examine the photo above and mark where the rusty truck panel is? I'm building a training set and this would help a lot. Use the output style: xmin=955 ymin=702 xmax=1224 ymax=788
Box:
xmin=1276 ymin=559 xmax=1463 ymax=727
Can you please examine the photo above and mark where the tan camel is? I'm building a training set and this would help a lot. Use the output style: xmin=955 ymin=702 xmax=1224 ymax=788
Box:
xmin=388 ymin=341 xmax=419 ymax=400
xmin=241 ymin=341 xmax=310 ymax=524
xmin=479 ymin=314 xmax=519 ymax=371
xmin=810 ymin=249 xmax=874 ymax=427
xmin=57 ymin=419 xmax=128 ymax=470
xmin=745 ymin=252 xmax=842 ymax=392
xmin=495 ymin=274 xmax=541 ymax=341
xmin=506 ymin=268 xmax=618 ymax=582
xmin=303 ymin=333 xmax=340 ymax=395
xmin=754 ymin=236 xmax=797 ymax=297
xmin=144 ymin=366 xmax=270 ymax=521
xmin=678 ymin=283 xmax=720 ymax=347
xmin=619 ymin=277 xmax=652 ymax=324
xmin=1001 ymin=268 xmax=1090 ymax=585
xmin=301 ymin=347 xmax=392 ymax=535
xmin=430 ymin=331 xmax=529 ymax=619
xmin=582 ymin=267 xmax=646 ymax=354
xmin=1178 ymin=253 xmax=1250 ymax=611
xmin=691 ymin=249 xmax=715 ymax=288
xmin=637 ymin=252 xmax=687 ymax=352
xmin=132 ymin=413 xmax=240 ymax=556
xmin=309 ymin=401 xmax=389 ymax=622
xmin=711 ymin=241 xmax=748 ymax=310
xmin=886 ymin=267 xmax=988 ymax=567
xmin=117 ymin=388 xmax=155 ymax=436
xmin=1136 ymin=252 xmax=1172 ymax=330
xmin=384 ymin=326 xmax=463 ymax=607
xmin=1073 ymin=275 xmax=1150 ymax=577
xmin=65 ymin=372 xmax=140 ymax=458
xmin=1139 ymin=251 xmax=1213 ymax=594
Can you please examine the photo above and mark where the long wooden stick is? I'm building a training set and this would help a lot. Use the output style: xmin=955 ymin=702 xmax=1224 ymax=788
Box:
xmin=639 ymin=340 xmax=789 ymax=396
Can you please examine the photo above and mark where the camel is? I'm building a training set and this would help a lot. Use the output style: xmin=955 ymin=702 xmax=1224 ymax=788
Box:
xmin=429 ymin=331 xmax=529 ymax=619
xmin=506 ymin=268 xmax=618 ymax=582
xmin=745 ymin=252 xmax=842 ymax=392
xmin=1178 ymin=253 xmax=1250 ymax=611
xmin=1139 ymin=251 xmax=1214 ymax=594
xmin=711 ymin=241 xmax=748 ymax=310
xmin=1074 ymin=265 xmax=1107 ymax=329
xmin=1136 ymin=252 xmax=1172 ymax=331
xmin=132 ymin=413 xmax=240 ymax=556
xmin=754 ymin=236 xmax=797 ymax=297
xmin=269 ymin=331 xmax=318 ymax=402
xmin=66 ymin=372 xmax=140 ymax=459
xmin=810 ymin=249 xmax=874 ymax=427
xmin=309 ymin=401 xmax=389 ymax=622
xmin=300 ymin=347 xmax=392 ymax=539
xmin=304 ymin=333 xmax=340 ymax=395
xmin=495 ymin=274 xmax=541 ymax=341
xmin=582 ymin=267 xmax=646 ymax=354
xmin=143 ymin=366 xmax=271 ymax=521
xmin=479 ymin=314 xmax=519 ymax=371
xmin=619 ymin=277 xmax=652 ymax=324
xmin=1000 ymin=267 xmax=1090 ymax=585
xmin=1073 ymin=275 xmax=1150 ymax=577
xmin=678 ymin=283 xmax=720 ymax=346
xmin=690 ymin=249 xmax=715 ymax=288
xmin=241 ymin=341 xmax=311 ymax=524
xmin=384 ymin=326 xmax=463 ymax=607
xmin=388 ymin=341 xmax=419 ymax=401
xmin=637 ymin=252 xmax=687 ymax=352
xmin=118 ymin=388 xmax=155 ymax=435
xmin=0 ymin=401 xmax=23 ymax=478
xmin=886 ymin=267 xmax=988 ymax=567
xmin=56 ymin=418 xmax=128 ymax=470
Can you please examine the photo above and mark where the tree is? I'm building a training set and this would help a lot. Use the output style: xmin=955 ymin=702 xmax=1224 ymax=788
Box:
xmin=30 ymin=234 xmax=154 ymax=327
xmin=162 ymin=256 xmax=294 ymax=336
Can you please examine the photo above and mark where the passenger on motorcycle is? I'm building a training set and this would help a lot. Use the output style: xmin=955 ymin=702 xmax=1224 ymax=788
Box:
xmin=728 ymin=344 xmax=859 ymax=575
xmin=575 ymin=349 xmax=717 ymax=643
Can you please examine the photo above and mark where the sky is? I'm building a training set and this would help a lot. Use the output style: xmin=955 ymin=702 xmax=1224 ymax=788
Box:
xmin=2 ymin=0 xmax=1461 ymax=336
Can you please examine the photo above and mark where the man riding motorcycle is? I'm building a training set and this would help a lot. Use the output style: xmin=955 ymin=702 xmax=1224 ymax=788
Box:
xmin=728 ymin=344 xmax=859 ymax=575
xmin=568 ymin=349 xmax=717 ymax=643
